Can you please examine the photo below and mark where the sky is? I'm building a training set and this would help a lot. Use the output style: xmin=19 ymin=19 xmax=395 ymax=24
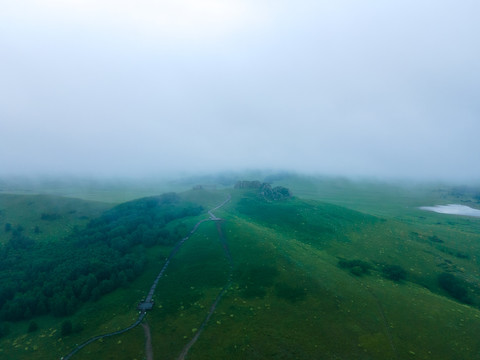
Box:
xmin=1 ymin=0 xmax=479 ymax=181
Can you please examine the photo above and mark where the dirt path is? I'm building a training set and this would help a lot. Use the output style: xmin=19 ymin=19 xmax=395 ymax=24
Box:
xmin=177 ymin=280 xmax=231 ymax=360
xmin=62 ymin=312 xmax=146 ymax=360
xmin=177 ymin=198 xmax=233 ymax=360
xmin=62 ymin=195 xmax=231 ymax=360
xmin=142 ymin=322 xmax=154 ymax=360
xmin=364 ymin=285 xmax=399 ymax=360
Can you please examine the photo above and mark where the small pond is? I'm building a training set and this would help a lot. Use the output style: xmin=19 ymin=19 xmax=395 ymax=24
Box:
xmin=420 ymin=204 xmax=480 ymax=218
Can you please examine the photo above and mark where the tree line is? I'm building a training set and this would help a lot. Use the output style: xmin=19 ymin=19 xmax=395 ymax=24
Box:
xmin=0 ymin=193 xmax=202 ymax=324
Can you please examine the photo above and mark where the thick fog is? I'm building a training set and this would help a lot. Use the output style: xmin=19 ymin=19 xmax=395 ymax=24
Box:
xmin=1 ymin=1 xmax=479 ymax=181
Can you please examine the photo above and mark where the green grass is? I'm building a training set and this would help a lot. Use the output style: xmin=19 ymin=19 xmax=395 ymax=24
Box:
xmin=0 ymin=194 xmax=111 ymax=245
xmin=1 ymin=176 xmax=480 ymax=359
xmin=0 ymin=176 xmax=191 ymax=204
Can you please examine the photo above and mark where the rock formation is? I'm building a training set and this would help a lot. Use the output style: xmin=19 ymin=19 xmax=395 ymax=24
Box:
xmin=234 ymin=180 xmax=292 ymax=201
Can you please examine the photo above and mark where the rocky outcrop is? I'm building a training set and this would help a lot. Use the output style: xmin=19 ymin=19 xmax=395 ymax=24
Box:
xmin=234 ymin=180 xmax=292 ymax=201
xmin=259 ymin=183 xmax=292 ymax=201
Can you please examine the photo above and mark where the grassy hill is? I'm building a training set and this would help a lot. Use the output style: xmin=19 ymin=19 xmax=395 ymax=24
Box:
xmin=0 ymin=194 xmax=111 ymax=245
xmin=0 ymin=179 xmax=480 ymax=359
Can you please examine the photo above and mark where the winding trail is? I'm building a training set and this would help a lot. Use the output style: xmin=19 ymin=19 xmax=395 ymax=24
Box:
xmin=177 ymin=201 xmax=233 ymax=360
xmin=364 ymin=285 xmax=399 ymax=360
xmin=62 ymin=313 xmax=146 ymax=360
xmin=141 ymin=321 xmax=154 ymax=360
xmin=61 ymin=195 xmax=231 ymax=360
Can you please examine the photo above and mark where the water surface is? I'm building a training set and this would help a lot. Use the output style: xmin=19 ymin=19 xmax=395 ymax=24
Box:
xmin=420 ymin=204 xmax=480 ymax=217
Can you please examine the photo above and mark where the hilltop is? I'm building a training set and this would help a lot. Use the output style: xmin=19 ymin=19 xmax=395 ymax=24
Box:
xmin=234 ymin=180 xmax=292 ymax=201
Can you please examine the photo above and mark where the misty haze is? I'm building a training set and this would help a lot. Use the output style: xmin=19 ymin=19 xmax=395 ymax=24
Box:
xmin=1 ymin=1 xmax=480 ymax=360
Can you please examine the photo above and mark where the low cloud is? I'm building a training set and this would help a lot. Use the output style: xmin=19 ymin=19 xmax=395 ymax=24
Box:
xmin=1 ymin=1 xmax=479 ymax=181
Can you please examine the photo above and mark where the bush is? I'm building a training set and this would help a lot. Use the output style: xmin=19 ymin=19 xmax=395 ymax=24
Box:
xmin=28 ymin=321 xmax=38 ymax=332
xmin=438 ymin=272 xmax=471 ymax=304
xmin=0 ymin=322 xmax=9 ymax=338
xmin=349 ymin=266 xmax=365 ymax=276
xmin=61 ymin=320 xmax=72 ymax=336
xmin=429 ymin=235 xmax=443 ymax=243
xmin=275 ymin=283 xmax=306 ymax=302
xmin=40 ymin=213 xmax=61 ymax=221
xmin=338 ymin=259 xmax=373 ymax=276
xmin=73 ymin=322 xmax=84 ymax=333
xmin=382 ymin=264 xmax=407 ymax=282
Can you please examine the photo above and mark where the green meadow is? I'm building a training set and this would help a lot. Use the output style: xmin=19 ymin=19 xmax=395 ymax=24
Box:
xmin=0 ymin=175 xmax=479 ymax=359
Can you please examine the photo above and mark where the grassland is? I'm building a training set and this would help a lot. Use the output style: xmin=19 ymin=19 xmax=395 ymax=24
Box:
xmin=0 ymin=194 xmax=111 ymax=245
xmin=0 ymin=175 xmax=479 ymax=359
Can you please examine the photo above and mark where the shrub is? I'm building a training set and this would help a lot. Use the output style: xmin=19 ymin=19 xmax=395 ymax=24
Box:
xmin=61 ymin=320 xmax=72 ymax=336
xmin=349 ymin=266 xmax=365 ymax=276
xmin=275 ymin=283 xmax=306 ymax=302
xmin=40 ymin=213 xmax=61 ymax=221
xmin=438 ymin=272 xmax=471 ymax=304
xmin=429 ymin=235 xmax=443 ymax=243
xmin=338 ymin=259 xmax=373 ymax=276
xmin=28 ymin=321 xmax=38 ymax=332
xmin=0 ymin=322 xmax=9 ymax=338
xmin=382 ymin=264 xmax=407 ymax=282
xmin=73 ymin=322 xmax=84 ymax=333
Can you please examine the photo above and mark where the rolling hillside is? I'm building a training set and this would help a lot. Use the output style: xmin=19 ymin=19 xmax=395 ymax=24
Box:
xmin=0 ymin=180 xmax=480 ymax=359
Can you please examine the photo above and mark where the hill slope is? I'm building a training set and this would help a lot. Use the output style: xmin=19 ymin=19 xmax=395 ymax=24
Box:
xmin=1 ymin=185 xmax=480 ymax=359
